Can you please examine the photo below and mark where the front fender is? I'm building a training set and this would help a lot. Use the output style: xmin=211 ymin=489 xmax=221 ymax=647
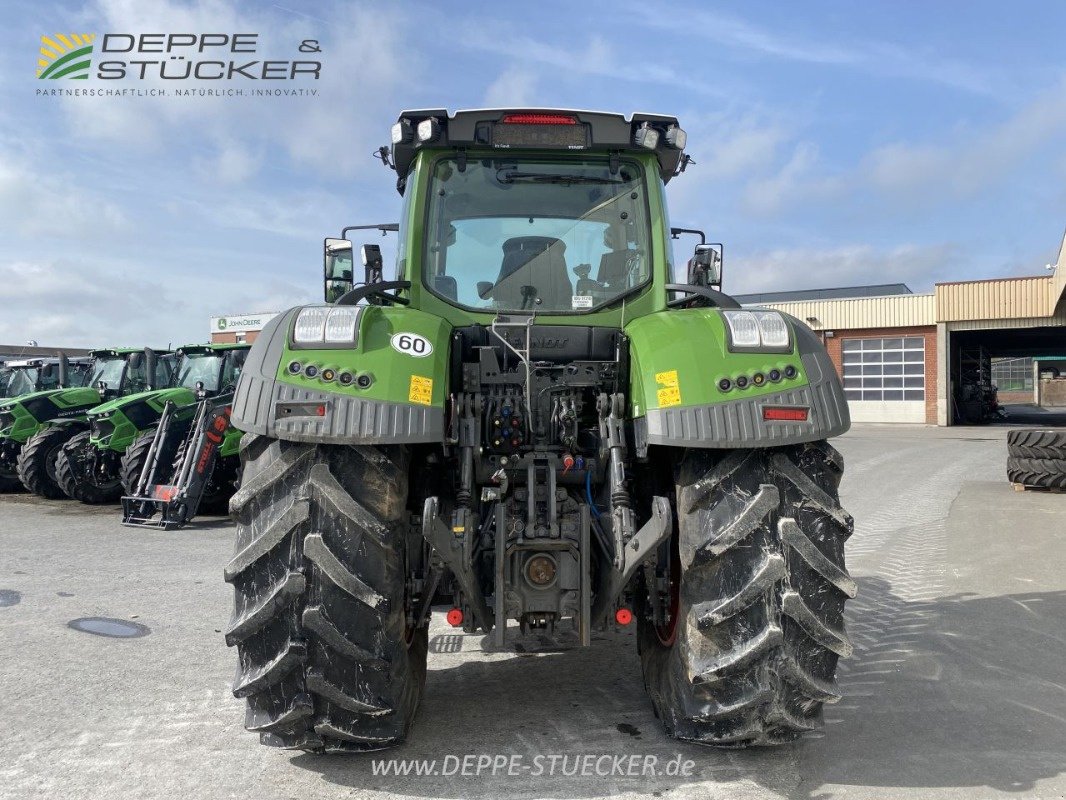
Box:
xmin=626 ymin=309 xmax=849 ymax=450
xmin=231 ymin=305 xmax=451 ymax=444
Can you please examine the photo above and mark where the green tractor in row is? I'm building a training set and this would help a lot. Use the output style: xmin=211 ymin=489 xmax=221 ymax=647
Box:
xmin=0 ymin=355 xmax=92 ymax=488
xmin=0 ymin=348 xmax=169 ymax=498
xmin=1 ymin=356 xmax=90 ymax=401
xmin=223 ymin=109 xmax=855 ymax=751
xmin=55 ymin=343 xmax=249 ymax=505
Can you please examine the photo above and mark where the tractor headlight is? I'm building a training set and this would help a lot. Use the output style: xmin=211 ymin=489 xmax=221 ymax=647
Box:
xmin=664 ymin=125 xmax=687 ymax=150
xmin=324 ymin=307 xmax=360 ymax=343
xmin=633 ymin=122 xmax=659 ymax=150
xmin=722 ymin=310 xmax=792 ymax=352
xmin=417 ymin=118 xmax=440 ymax=143
xmin=391 ymin=118 xmax=413 ymax=144
xmin=753 ymin=311 xmax=790 ymax=348
xmin=293 ymin=307 xmax=331 ymax=343
xmin=91 ymin=417 xmax=115 ymax=442
xmin=293 ymin=306 xmax=362 ymax=347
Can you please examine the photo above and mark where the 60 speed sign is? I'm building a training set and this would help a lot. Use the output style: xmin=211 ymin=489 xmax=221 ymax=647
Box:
xmin=390 ymin=332 xmax=433 ymax=357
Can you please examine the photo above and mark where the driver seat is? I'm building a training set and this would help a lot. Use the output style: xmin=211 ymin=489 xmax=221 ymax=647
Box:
xmin=493 ymin=236 xmax=571 ymax=309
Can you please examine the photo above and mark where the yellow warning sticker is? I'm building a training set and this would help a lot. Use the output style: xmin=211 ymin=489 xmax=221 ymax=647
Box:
xmin=655 ymin=370 xmax=681 ymax=407
xmin=655 ymin=370 xmax=679 ymax=387
xmin=657 ymin=386 xmax=682 ymax=407
xmin=408 ymin=375 xmax=433 ymax=405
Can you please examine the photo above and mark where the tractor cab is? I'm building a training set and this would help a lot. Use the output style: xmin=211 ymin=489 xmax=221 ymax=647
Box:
xmin=87 ymin=348 xmax=172 ymax=399
xmin=0 ymin=356 xmax=92 ymax=398
xmin=173 ymin=343 xmax=250 ymax=397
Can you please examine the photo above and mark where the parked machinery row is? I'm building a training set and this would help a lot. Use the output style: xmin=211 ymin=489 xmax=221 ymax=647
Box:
xmin=0 ymin=344 xmax=248 ymax=528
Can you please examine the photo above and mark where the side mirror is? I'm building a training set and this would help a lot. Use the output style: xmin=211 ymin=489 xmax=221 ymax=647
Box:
xmin=477 ymin=281 xmax=494 ymax=299
xmin=128 ymin=352 xmax=144 ymax=370
xmin=324 ymin=237 xmax=354 ymax=303
xmin=362 ymin=243 xmax=384 ymax=284
xmin=689 ymin=243 xmax=723 ymax=288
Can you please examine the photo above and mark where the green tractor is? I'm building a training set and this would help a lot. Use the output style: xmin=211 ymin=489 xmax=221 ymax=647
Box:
xmin=224 ymin=109 xmax=854 ymax=752
xmin=0 ymin=355 xmax=93 ymax=400
xmin=117 ymin=342 xmax=250 ymax=522
xmin=2 ymin=348 xmax=170 ymax=498
xmin=54 ymin=343 xmax=249 ymax=505
xmin=0 ymin=355 xmax=93 ymax=489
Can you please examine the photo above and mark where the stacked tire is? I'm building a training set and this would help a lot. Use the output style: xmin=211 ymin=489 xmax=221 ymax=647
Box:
xmin=1007 ymin=429 xmax=1066 ymax=490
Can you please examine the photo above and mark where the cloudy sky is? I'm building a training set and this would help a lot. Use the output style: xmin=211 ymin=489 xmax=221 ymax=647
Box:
xmin=2 ymin=0 xmax=1065 ymax=348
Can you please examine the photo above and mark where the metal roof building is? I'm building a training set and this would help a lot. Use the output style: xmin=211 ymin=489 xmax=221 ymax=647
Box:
xmin=753 ymin=231 xmax=1066 ymax=425
xmin=734 ymin=283 xmax=913 ymax=305
xmin=0 ymin=344 xmax=91 ymax=362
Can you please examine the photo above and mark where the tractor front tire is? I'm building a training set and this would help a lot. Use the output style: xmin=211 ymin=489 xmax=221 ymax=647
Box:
xmin=55 ymin=431 xmax=123 ymax=504
xmin=225 ymin=434 xmax=427 ymax=752
xmin=120 ymin=431 xmax=157 ymax=497
xmin=639 ymin=441 xmax=855 ymax=746
xmin=17 ymin=426 xmax=81 ymax=499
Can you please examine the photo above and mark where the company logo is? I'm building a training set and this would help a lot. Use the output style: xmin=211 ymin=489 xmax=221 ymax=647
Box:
xmin=217 ymin=318 xmax=228 ymax=330
xmin=37 ymin=33 xmax=96 ymax=80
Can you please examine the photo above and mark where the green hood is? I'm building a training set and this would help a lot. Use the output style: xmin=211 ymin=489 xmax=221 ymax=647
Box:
xmin=0 ymin=386 xmax=102 ymax=413
xmin=88 ymin=386 xmax=196 ymax=418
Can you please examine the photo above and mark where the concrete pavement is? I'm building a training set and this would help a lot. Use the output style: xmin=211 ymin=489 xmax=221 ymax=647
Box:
xmin=1 ymin=424 xmax=1063 ymax=800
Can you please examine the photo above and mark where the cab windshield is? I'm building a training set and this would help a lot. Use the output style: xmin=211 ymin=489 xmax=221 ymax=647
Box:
xmin=66 ymin=362 xmax=93 ymax=388
xmin=423 ymin=156 xmax=652 ymax=312
xmin=90 ymin=358 xmax=126 ymax=390
xmin=177 ymin=353 xmax=224 ymax=392
xmin=1 ymin=367 xmax=37 ymax=398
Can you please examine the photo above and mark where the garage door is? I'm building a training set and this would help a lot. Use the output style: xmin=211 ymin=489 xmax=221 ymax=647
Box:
xmin=842 ymin=336 xmax=926 ymax=423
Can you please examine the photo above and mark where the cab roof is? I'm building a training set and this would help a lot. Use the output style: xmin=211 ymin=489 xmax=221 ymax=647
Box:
xmin=178 ymin=342 xmax=251 ymax=354
xmin=2 ymin=356 xmax=92 ymax=368
xmin=391 ymin=108 xmax=688 ymax=186
xmin=89 ymin=347 xmax=173 ymax=358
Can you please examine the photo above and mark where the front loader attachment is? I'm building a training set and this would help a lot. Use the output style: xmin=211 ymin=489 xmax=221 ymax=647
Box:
xmin=121 ymin=396 xmax=233 ymax=530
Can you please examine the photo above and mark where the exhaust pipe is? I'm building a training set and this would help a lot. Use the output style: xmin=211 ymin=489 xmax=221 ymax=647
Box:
xmin=144 ymin=348 xmax=158 ymax=390
xmin=57 ymin=352 xmax=70 ymax=388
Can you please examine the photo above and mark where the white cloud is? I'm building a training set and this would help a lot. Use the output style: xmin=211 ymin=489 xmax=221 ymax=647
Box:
xmin=463 ymin=30 xmax=721 ymax=97
xmin=698 ymin=122 xmax=787 ymax=181
xmin=741 ymin=142 xmax=838 ymax=214
xmin=863 ymin=78 xmax=1066 ymax=199
xmin=0 ymin=152 xmax=128 ymax=237
xmin=0 ymin=257 xmax=313 ymax=347
xmin=192 ymin=137 xmax=262 ymax=185
xmin=58 ymin=0 xmax=409 ymax=179
xmin=625 ymin=4 xmax=1000 ymax=96
xmin=483 ymin=67 xmax=538 ymax=108
xmin=727 ymin=242 xmax=962 ymax=294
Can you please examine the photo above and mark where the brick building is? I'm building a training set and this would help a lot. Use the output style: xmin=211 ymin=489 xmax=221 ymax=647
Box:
xmin=209 ymin=312 xmax=279 ymax=345
xmin=743 ymin=229 xmax=1066 ymax=425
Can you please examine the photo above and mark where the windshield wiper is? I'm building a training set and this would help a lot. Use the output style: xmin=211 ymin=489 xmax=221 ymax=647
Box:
xmin=498 ymin=170 xmax=624 ymax=185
